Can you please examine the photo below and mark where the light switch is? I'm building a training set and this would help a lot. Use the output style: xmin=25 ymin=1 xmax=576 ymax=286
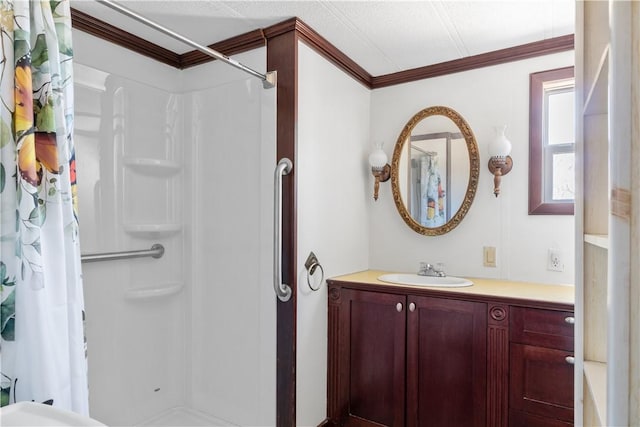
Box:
xmin=483 ymin=246 xmax=496 ymax=267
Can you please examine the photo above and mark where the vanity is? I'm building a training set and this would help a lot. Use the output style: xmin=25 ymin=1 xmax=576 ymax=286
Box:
xmin=332 ymin=105 xmax=575 ymax=426
xmin=326 ymin=271 xmax=575 ymax=427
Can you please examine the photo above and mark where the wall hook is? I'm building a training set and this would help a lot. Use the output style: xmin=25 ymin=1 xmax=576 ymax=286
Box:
xmin=304 ymin=251 xmax=324 ymax=291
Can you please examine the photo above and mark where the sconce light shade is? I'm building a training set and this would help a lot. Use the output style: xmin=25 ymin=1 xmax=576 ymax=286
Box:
xmin=487 ymin=125 xmax=513 ymax=197
xmin=369 ymin=145 xmax=388 ymax=169
xmin=369 ymin=144 xmax=391 ymax=201
xmin=488 ymin=125 xmax=512 ymax=158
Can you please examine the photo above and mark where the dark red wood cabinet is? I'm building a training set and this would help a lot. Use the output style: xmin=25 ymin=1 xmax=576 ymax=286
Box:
xmin=328 ymin=287 xmax=487 ymax=426
xmin=326 ymin=281 xmax=574 ymax=427
xmin=407 ymin=295 xmax=487 ymax=427
xmin=509 ymin=307 xmax=575 ymax=426
xmin=336 ymin=289 xmax=407 ymax=426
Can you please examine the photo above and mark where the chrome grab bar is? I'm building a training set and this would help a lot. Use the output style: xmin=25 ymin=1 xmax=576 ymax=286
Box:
xmin=81 ymin=244 xmax=164 ymax=263
xmin=274 ymin=158 xmax=293 ymax=302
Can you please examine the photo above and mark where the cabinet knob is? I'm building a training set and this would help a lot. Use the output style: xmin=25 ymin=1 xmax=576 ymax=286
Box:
xmin=564 ymin=316 xmax=575 ymax=325
xmin=565 ymin=356 xmax=575 ymax=365
xmin=396 ymin=302 xmax=403 ymax=312
xmin=409 ymin=302 xmax=416 ymax=312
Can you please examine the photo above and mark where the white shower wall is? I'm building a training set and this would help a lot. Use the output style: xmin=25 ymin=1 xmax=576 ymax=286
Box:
xmin=73 ymin=30 xmax=275 ymax=426
xmin=182 ymin=60 xmax=276 ymax=426
xmin=75 ymin=62 xmax=187 ymax=427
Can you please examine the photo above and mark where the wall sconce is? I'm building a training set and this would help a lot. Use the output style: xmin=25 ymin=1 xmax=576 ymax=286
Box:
xmin=487 ymin=125 xmax=513 ymax=197
xmin=369 ymin=144 xmax=390 ymax=201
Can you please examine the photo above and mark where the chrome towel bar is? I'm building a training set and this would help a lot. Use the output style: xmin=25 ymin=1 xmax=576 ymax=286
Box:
xmin=81 ymin=244 xmax=164 ymax=263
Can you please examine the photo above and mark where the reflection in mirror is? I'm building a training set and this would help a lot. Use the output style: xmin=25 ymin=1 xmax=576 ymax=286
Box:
xmin=392 ymin=106 xmax=479 ymax=236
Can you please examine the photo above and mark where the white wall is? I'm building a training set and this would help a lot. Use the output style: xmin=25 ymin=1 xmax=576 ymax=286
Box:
xmin=296 ymin=42 xmax=371 ymax=426
xmin=369 ymin=51 xmax=575 ymax=285
xmin=294 ymin=46 xmax=575 ymax=425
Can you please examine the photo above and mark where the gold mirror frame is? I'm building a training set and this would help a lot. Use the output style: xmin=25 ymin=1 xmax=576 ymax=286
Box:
xmin=391 ymin=106 xmax=480 ymax=236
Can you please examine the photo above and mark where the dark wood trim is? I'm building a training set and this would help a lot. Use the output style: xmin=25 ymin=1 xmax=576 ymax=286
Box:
xmin=71 ymin=7 xmax=267 ymax=70
xmin=528 ymin=66 xmax=575 ymax=215
xmin=179 ymin=29 xmax=266 ymax=69
xmin=487 ymin=304 xmax=509 ymax=427
xmin=326 ymin=288 xmax=341 ymax=423
xmin=262 ymin=17 xmax=299 ymax=40
xmin=70 ymin=8 xmax=181 ymax=68
xmin=267 ymin=30 xmax=298 ymax=427
xmin=72 ymin=11 xmax=574 ymax=90
xmin=292 ymin=19 xmax=373 ymax=89
xmin=372 ymin=34 xmax=575 ymax=88
xmin=263 ymin=18 xmax=372 ymax=88
xmin=316 ymin=418 xmax=334 ymax=427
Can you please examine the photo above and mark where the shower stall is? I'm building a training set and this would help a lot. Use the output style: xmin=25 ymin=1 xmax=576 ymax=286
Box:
xmin=72 ymin=17 xmax=279 ymax=426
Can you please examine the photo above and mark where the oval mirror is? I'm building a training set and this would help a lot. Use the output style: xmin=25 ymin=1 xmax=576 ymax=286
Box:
xmin=391 ymin=106 xmax=479 ymax=236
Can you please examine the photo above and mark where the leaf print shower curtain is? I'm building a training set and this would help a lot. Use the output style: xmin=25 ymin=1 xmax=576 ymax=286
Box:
xmin=0 ymin=0 xmax=88 ymax=414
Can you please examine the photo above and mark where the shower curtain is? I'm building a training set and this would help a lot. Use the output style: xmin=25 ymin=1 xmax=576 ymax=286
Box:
xmin=413 ymin=153 xmax=445 ymax=227
xmin=0 ymin=0 xmax=88 ymax=414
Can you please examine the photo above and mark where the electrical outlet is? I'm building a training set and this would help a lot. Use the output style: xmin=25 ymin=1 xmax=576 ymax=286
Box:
xmin=548 ymin=248 xmax=564 ymax=272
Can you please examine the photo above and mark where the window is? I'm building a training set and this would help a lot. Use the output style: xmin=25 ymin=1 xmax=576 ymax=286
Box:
xmin=529 ymin=66 xmax=575 ymax=215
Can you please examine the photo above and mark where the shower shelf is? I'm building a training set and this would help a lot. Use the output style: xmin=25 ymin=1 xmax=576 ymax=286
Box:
xmin=124 ymin=282 xmax=183 ymax=300
xmin=124 ymin=223 xmax=182 ymax=238
xmin=123 ymin=157 xmax=181 ymax=176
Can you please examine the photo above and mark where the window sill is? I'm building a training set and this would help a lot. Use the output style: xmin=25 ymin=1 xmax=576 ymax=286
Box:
xmin=528 ymin=201 xmax=574 ymax=215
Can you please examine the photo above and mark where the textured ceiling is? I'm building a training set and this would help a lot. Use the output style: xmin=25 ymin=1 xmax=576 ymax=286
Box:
xmin=70 ymin=0 xmax=575 ymax=76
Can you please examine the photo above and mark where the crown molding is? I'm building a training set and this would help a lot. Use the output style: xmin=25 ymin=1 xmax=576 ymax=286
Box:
xmin=71 ymin=10 xmax=574 ymax=89
xmin=70 ymin=8 xmax=181 ymax=68
xmin=71 ymin=8 xmax=266 ymax=70
xmin=179 ymin=29 xmax=266 ymax=69
xmin=372 ymin=34 xmax=575 ymax=88
xmin=286 ymin=18 xmax=373 ymax=88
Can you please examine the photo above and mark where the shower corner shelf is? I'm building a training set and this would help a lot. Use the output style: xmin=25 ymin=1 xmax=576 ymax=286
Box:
xmin=123 ymin=157 xmax=181 ymax=176
xmin=124 ymin=282 xmax=183 ymax=300
xmin=124 ymin=223 xmax=182 ymax=238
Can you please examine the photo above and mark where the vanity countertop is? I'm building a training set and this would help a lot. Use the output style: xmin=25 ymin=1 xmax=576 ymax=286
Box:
xmin=327 ymin=270 xmax=574 ymax=307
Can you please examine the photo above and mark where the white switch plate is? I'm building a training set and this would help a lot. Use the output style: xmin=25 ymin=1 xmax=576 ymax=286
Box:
xmin=548 ymin=248 xmax=564 ymax=272
xmin=483 ymin=246 xmax=496 ymax=267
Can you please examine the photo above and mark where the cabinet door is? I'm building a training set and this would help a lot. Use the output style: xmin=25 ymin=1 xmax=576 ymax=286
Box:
xmin=406 ymin=296 xmax=487 ymax=427
xmin=510 ymin=343 xmax=574 ymax=423
xmin=338 ymin=289 xmax=406 ymax=426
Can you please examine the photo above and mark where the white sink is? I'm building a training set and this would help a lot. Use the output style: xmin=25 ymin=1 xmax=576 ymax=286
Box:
xmin=378 ymin=273 xmax=473 ymax=288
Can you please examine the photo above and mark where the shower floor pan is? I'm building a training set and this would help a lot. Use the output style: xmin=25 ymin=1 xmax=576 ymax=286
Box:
xmin=138 ymin=407 xmax=235 ymax=426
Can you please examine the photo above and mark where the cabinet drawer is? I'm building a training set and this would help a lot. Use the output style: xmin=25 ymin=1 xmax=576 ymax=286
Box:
xmin=510 ymin=307 xmax=574 ymax=350
xmin=510 ymin=343 xmax=574 ymax=423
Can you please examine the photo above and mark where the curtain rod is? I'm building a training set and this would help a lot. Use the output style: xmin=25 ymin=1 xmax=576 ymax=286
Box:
xmin=95 ymin=0 xmax=276 ymax=88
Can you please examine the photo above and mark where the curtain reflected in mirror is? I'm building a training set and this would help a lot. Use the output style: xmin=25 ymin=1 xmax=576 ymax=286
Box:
xmin=392 ymin=106 xmax=479 ymax=236
xmin=411 ymin=150 xmax=446 ymax=227
xmin=407 ymin=131 xmax=470 ymax=227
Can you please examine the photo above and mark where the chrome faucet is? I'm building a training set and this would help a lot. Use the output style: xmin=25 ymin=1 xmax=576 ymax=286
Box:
xmin=418 ymin=262 xmax=446 ymax=277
